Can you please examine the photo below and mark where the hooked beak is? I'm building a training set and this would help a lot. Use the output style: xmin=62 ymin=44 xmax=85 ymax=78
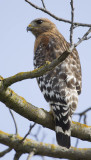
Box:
xmin=27 ymin=24 xmax=33 ymax=32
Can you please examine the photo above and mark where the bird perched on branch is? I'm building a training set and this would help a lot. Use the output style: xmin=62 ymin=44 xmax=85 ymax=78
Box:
xmin=27 ymin=18 xmax=82 ymax=149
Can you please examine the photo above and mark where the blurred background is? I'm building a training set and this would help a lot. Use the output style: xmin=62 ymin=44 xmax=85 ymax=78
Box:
xmin=0 ymin=0 xmax=91 ymax=159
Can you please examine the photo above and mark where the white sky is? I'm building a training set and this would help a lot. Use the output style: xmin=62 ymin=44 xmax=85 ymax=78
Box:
xmin=0 ymin=0 xmax=91 ymax=160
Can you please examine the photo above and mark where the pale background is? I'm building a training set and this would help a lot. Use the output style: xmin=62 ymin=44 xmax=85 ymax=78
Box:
xmin=0 ymin=0 xmax=91 ymax=160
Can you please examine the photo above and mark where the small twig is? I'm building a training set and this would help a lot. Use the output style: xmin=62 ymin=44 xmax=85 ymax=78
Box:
xmin=70 ymin=0 xmax=74 ymax=46
xmin=41 ymin=0 xmax=46 ymax=9
xmin=74 ymin=27 xmax=91 ymax=47
xmin=13 ymin=152 xmax=22 ymax=160
xmin=75 ymin=138 xmax=79 ymax=148
xmin=83 ymin=114 xmax=87 ymax=124
xmin=74 ymin=107 xmax=91 ymax=147
xmin=0 ymin=147 xmax=12 ymax=157
xmin=20 ymin=123 xmax=36 ymax=142
xmin=74 ymin=107 xmax=91 ymax=116
xmin=84 ymin=35 xmax=91 ymax=40
xmin=27 ymin=150 xmax=36 ymax=160
xmin=9 ymin=109 xmax=18 ymax=135
xmin=41 ymin=131 xmax=46 ymax=142
xmin=31 ymin=125 xmax=41 ymax=141
xmin=25 ymin=0 xmax=91 ymax=27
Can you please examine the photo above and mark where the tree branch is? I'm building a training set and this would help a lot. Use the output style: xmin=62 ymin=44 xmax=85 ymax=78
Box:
xmin=2 ymin=26 xmax=91 ymax=88
xmin=20 ymin=123 xmax=36 ymax=143
xmin=74 ymin=107 xmax=91 ymax=116
xmin=41 ymin=0 xmax=46 ymax=9
xmin=3 ymin=50 xmax=70 ymax=87
xmin=74 ymin=107 xmax=91 ymax=147
xmin=74 ymin=27 xmax=91 ymax=47
xmin=13 ymin=152 xmax=22 ymax=160
xmin=0 ymin=80 xmax=91 ymax=142
xmin=25 ymin=0 xmax=91 ymax=28
xmin=27 ymin=150 xmax=36 ymax=160
xmin=85 ymin=35 xmax=91 ymax=40
xmin=0 ymin=130 xmax=91 ymax=160
xmin=0 ymin=147 xmax=12 ymax=157
xmin=31 ymin=126 xmax=41 ymax=141
xmin=2 ymin=23 xmax=91 ymax=88
xmin=70 ymin=0 xmax=74 ymax=46
xmin=9 ymin=109 xmax=18 ymax=135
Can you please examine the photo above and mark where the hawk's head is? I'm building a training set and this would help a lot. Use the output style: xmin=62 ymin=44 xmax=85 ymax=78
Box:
xmin=27 ymin=18 xmax=56 ymax=37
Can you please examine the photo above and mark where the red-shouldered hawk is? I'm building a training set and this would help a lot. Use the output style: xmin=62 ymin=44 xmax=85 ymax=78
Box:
xmin=27 ymin=18 xmax=82 ymax=149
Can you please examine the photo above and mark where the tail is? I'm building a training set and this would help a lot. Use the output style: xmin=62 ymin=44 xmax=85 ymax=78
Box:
xmin=51 ymin=103 xmax=71 ymax=149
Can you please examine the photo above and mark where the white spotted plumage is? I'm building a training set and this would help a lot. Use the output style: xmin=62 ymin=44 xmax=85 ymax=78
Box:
xmin=28 ymin=18 xmax=82 ymax=149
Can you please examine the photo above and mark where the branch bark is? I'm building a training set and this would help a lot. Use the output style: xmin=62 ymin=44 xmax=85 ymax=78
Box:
xmin=1 ymin=1 xmax=91 ymax=160
xmin=70 ymin=0 xmax=74 ymax=46
xmin=74 ymin=27 xmax=91 ymax=47
xmin=25 ymin=0 xmax=91 ymax=28
xmin=13 ymin=152 xmax=22 ymax=160
xmin=0 ymin=130 xmax=91 ymax=160
xmin=0 ymin=147 xmax=12 ymax=157
xmin=3 ymin=26 xmax=91 ymax=88
xmin=0 ymin=79 xmax=91 ymax=142
xmin=27 ymin=150 xmax=35 ymax=160
xmin=3 ymin=50 xmax=70 ymax=87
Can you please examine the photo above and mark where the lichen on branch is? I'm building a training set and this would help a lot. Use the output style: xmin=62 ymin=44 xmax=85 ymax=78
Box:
xmin=3 ymin=50 xmax=70 ymax=87
xmin=0 ymin=80 xmax=91 ymax=142
xmin=0 ymin=130 xmax=91 ymax=160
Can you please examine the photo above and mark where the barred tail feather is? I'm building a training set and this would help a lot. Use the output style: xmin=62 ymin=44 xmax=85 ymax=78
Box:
xmin=56 ymin=126 xmax=71 ymax=149
xmin=51 ymin=103 xmax=71 ymax=149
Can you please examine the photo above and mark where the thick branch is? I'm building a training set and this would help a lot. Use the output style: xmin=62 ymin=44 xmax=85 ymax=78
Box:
xmin=0 ymin=81 xmax=91 ymax=142
xmin=0 ymin=130 xmax=91 ymax=160
xmin=3 ymin=50 xmax=70 ymax=87
xmin=14 ymin=152 xmax=22 ymax=160
xmin=25 ymin=0 xmax=91 ymax=28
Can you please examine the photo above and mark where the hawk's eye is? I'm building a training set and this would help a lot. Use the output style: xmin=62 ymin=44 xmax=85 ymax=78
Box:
xmin=36 ymin=20 xmax=43 ymax=24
